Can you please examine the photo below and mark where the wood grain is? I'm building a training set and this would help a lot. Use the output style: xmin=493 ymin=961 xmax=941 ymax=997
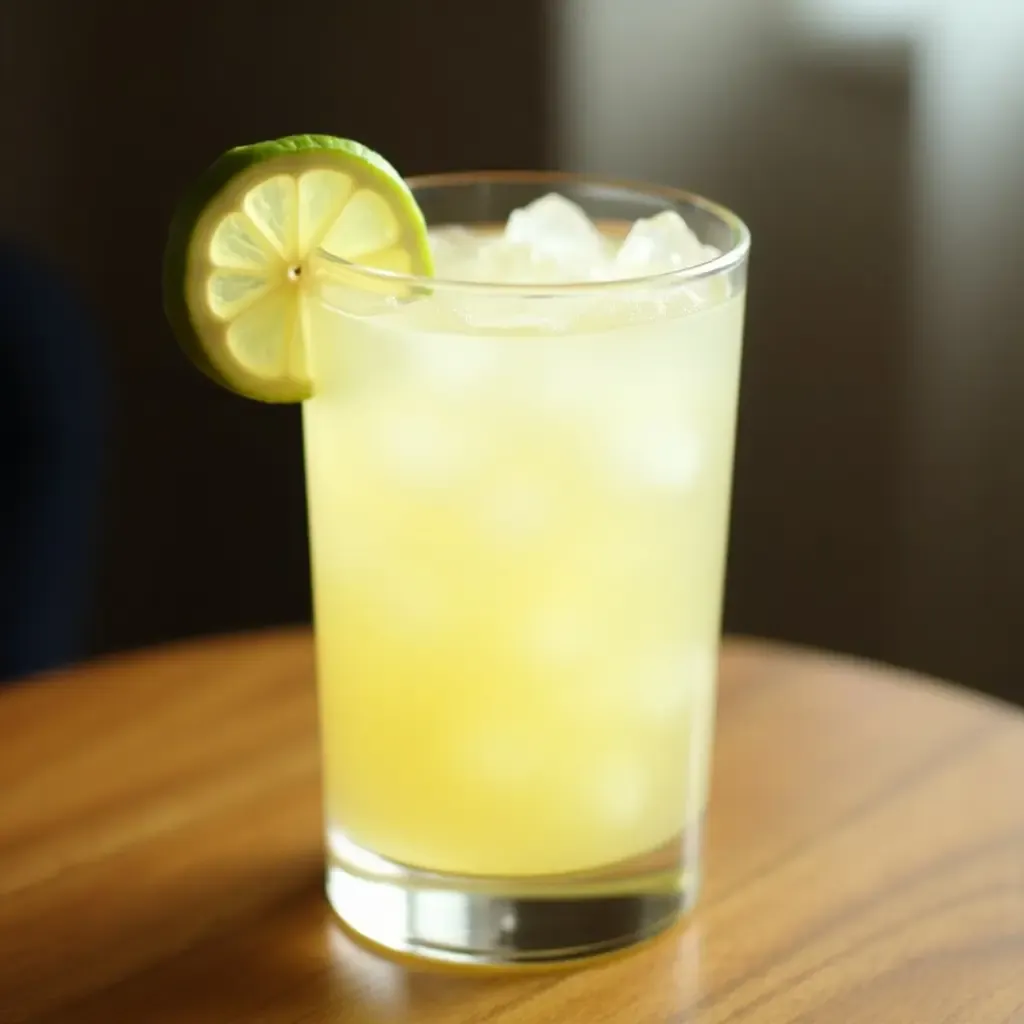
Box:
xmin=1 ymin=629 xmax=1022 ymax=1023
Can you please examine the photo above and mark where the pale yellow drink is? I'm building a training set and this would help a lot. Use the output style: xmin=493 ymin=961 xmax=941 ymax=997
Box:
xmin=163 ymin=138 xmax=750 ymax=962
xmin=303 ymin=238 xmax=744 ymax=878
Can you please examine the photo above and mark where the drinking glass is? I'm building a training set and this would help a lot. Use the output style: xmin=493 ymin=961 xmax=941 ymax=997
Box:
xmin=302 ymin=172 xmax=749 ymax=965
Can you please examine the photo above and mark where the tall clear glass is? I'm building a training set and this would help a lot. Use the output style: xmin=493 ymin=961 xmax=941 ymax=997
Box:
xmin=302 ymin=173 xmax=749 ymax=966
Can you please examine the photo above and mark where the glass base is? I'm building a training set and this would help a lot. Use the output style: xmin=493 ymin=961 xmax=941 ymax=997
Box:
xmin=325 ymin=821 xmax=702 ymax=967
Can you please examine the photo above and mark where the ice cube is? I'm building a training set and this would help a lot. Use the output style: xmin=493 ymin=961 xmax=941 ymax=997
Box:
xmin=535 ymin=345 xmax=619 ymax=417
xmin=425 ymin=198 xmax=726 ymax=328
xmin=630 ymin=648 xmax=714 ymax=721
xmin=608 ymin=416 xmax=703 ymax=490
xmin=589 ymin=753 xmax=651 ymax=828
xmin=382 ymin=572 xmax=446 ymax=634
xmin=428 ymin=225 xmax=479 ymax=279
xmin=476 ymin=239 xmax=562 ymax=284
xmin=506 ymin=193 xmax=605 ymax=263
xmin=493 ymin=193 xmax=616 ymax=283
xmin=432 ymin=196 xmax=611 ymax=286
xmin=528 ymin=603 xmax=591 ymax=670
xmin=370 ymin=404 xmax=476 ymax=487
xmin=615 ymin=210 xmax=717 ymax=277
xmin=327 ymin=548 xmax=448 ymax=637
xmin=454 ymin=720 xmax=539 ymax=787
xmin=476 ymin=474 xmax=550 ymax=545
xmin=403 ymin=330 xmax=498 ymax=394
xmin=430 ymin=206 xmax=603 ymax=323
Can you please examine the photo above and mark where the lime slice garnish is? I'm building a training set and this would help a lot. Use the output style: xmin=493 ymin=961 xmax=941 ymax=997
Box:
xmin=164 ymin=135 xmax=432 ymax=402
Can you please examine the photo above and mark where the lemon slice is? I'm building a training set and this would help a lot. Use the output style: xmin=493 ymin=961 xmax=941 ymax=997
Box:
xmin=164 ymin=135 xmax=433 ymax=402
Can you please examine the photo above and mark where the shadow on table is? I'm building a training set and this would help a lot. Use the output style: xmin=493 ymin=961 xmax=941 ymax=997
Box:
xmin=7 ymin=855 xmax=313 ymax=1024
xmin=25 ymin=859 xmax=548 ymax=1024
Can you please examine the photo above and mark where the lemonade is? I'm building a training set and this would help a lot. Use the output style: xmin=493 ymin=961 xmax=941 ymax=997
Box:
xmin=163 ymin=143 xmax=748 ymax=963
xmin=304 ymin=195 xmax=745 ymax=880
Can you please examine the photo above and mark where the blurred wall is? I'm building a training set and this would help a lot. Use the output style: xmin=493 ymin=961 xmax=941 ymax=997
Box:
xmin=0 ymin=0 xmax=550 ymax=659
xmin=900 ymin=1 xmax=1024 ymax=692
xmin=555 ymin=0 xmax=913 ymax=678
xmin=557 ymin=0 xmax=1024 ymax=704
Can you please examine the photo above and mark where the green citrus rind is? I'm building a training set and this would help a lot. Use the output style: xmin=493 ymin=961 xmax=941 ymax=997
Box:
xmin=163 ymin=134 xmax=432 ymax=402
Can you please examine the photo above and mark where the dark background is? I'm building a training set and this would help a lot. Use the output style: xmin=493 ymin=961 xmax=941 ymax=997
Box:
xmin=3 ymin=0 xmax=1023 ymax=704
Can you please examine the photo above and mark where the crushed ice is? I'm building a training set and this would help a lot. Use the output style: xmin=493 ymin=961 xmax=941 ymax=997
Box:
xmin=429 ymin=193 xmax=721 ymax=285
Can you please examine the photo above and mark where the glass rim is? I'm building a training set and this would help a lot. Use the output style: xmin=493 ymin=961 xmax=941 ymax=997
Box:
xmin=316 ymin=170 xmax=750 ymax=296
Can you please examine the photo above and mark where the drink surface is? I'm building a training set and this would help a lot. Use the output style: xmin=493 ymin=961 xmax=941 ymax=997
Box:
xmin=303 ymin=198 xmax=744 ymax=877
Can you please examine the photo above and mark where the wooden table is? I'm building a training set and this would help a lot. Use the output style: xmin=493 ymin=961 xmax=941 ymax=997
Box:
xmin=2 ymin=629 xmax=1023 ymax=1023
